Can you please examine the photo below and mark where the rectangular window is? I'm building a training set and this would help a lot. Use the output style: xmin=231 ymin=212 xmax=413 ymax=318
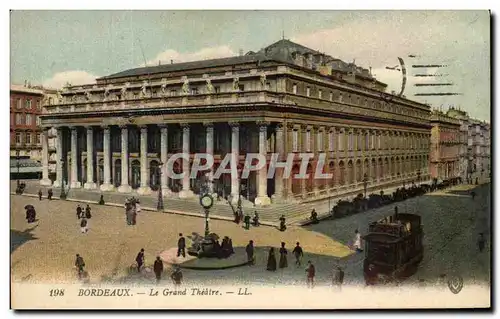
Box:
xmin=15 ymin=113 xmax=21 ymax=125
xmin=37 ymin=133 xmax=42 ymax=145
xmin=17 ymin=98 xmax=22 ymax=109
xmin=36 ymin=99 xmax=42 ymax=110
xmin=292 ymin=83 xmax=297 ymax=94
xmin=306 ymin=87 xmax=311 ymax=97
xmin=26 ymin=133 xmax=32 ymax=145
xmin=306 ymin=130 xmax=311 ymax=152
xmin=214 ymin=86 xmax=220 ymax=93
xmin=26 ymin=114 xmax=32 ymax=125
xmin=318 ymin=90 xmax=323 ymax=99
xmin=191 ymin=87 xmax=199 ymax=95
xmin=292 ymin=130 xmax=298 ymax=152
xmin=238 ymin=84 xmax=245 ymax=92
xmin=329 ymin=91 xmax=333 ymax=101
xmin=266 ymin=82 xmax=271 ymax=90
xmin=170 ymin=90 xmax=177 ymax=96
xmin=15 ymin=132 xmax=22 ymax=145
xmin=36 ymin=116 xmax=41 ymax=126
xmin=25 ymin=99 xmax=32 ymax=109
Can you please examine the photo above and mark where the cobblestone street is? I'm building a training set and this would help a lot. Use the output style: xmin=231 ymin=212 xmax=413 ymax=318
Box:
xmin=11 ymin=181 xmax=490 ymax=289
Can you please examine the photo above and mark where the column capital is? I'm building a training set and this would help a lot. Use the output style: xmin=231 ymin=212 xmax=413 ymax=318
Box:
xmin=286 ymin=123 xmax=295 ymax=131
xmin=256 ymin=120 xmax=270 ymax=127
xmin=228 ymin=121 xmax=240 ymax=127
xmin=276 ymin=123 xmax=284 ymax=132
xmin=118 ymin=124 xmax=128 ymax=129
xmin=69 ymin=126 xmax=78 ymax=131
xmin=157 ymin=124 xmax=168 ymax=129
xmin=138 ymin=125 xmax=148 ymax=131
xmin=181 ymin=123 xmax=190 ymax=132
xmin=86 ymin=126 xmax=94 ymax=132
xmin=203 ymin=121 xmax=214 ymax=128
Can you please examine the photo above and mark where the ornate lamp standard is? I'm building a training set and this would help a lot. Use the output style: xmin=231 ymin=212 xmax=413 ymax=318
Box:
xmin=59 ymin=158 xmax=67 ymax=200
xmin=15 ymin=149 xmax=21 ymax=194
xmin=362 ymin=173 xmax=368 ymax=198
xmin=157 ymin=161 xmax=164 ymax=211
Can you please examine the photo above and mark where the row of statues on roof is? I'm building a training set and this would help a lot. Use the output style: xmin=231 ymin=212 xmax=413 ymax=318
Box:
xmin=57 ymin=73 xmax=268 ymax=104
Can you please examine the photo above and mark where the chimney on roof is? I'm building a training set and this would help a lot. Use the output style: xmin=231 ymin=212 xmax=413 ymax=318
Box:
xmin=171 ymin=60 xmax=173 ymax=64
xmin=239 ymin=49 xmax=243 ymax=57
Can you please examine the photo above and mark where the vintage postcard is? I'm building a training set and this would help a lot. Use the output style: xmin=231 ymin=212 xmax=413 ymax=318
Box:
xmin=9 ymin=10 xmax=491 ymax=310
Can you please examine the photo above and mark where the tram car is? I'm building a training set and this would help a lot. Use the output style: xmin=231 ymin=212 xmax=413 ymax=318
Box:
xmin=362 ymin=213 xmax=424 ymax=285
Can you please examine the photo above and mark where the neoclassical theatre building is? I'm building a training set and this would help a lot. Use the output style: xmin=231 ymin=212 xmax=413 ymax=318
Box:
xmin=40 ymin=39 xmax=431 ymax=206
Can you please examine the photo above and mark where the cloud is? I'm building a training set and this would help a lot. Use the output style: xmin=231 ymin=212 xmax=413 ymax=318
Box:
xmin=42 ymin=70 xmax=98 ymax=89
xmin=145 ymin=46 xmax=236 ymax=66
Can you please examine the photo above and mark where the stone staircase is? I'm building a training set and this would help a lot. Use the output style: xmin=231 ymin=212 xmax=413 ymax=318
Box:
xmin=12 ymin=180 xmax=314 ymax=225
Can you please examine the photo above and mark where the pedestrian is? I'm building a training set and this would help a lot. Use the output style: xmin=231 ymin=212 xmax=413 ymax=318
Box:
xmin=76 ymin=205 xmax=82 ymax=219
xmin=252 ymin=211 xmax=260 ymax=226
xmin=292 ymin=242 xmax=304 ymax=267
xmin=75 ymin=254 xmax=85 ymax=279
xmin=478 ymin=233 xmax=486 ymax=252
xmin=171 ymin=265 xmax=183 ymax=286
xmin=471 ymin=191 xmax=476 ymax=200
xmin=353 ymin=229 xmax=363 ymax=253
xmin=133 ymin=200 xmax=141 ymax=225
xmin=305 ymin=260 xmax=315 ymax=288
xmin=266 ymin=247 xmax=277 ymax=271
xmin=85 ymin=204 xmax=92 ymax=219
xmin=245 ymin=240 xmax=255 ymax=265
xmin=99 ymin=194 xmax=105 ymax=205
xmin=80 ymin=217 xmax=88 ymax=233
xmin=333 ymin=266 xmax=344 ymax=290
xmin=279 ymin=242 xmax=288 ymax=269
xmin=310 ymin=209 xmax=319 ymax=224
xmin=153 ymin=256 xmax=163 ymax=283
xmin=47 ymin=188 xmax=53 ymax=200
xmin=177 ymin=233 xmax=186 ymax=258
xmin=38 ymin=189 xmax=43 ymax=201
xmin=244 ymin=214 xmax=251 ymax=230
xmin=279 ymin=215 xmax=287 ymax=232
xmin=394 ymin=205 xmax=398 ymax=216
xmin=136 ymin=248 xmax=145 ymax=272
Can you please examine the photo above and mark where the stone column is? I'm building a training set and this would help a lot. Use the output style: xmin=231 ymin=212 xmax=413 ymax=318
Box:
xmin=272 ymin=123 xmax=285 ymax=203
xmin=179 ymin=123 xmax=194 ymax=198
xmin=204 ymin=122 xmax=215 ymax=195
xmin=40 ymin=127 xmax=52 ymax=186
xmin=255 ymin=121 xmax=271 ymax=206
xmin=137 ymin=125 xmax=152 ymax=195
xmin=301 ymin=125 xmax=308 ymax=198
xmin=100 ymin=126 xmax=114 ymax=191
xmin=70 ymin=127 xmax=81 ymax=188
xmin=159 ymin=125 xmax=172 ymax=196
xmin=53 ymin=127 xmax=63 ymax=188
xmin=229 ymin=122 xmax=240 ymax=203
xmin=117 ymin=125 xmax=132 ymax=193
xmin=84 ymin=127 xmax=97 ymax=189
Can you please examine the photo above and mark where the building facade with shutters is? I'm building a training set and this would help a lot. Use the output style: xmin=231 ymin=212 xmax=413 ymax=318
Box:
xmin=429 ymin=110 xmax=461 ymax=181
xmin=10 ymin=84 xmax=45 ymax=160
xmin=39 ymin=39 xmax=432 ymax=205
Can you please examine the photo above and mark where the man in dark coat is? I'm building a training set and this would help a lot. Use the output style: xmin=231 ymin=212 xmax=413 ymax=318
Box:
xmin=85 ymin=204 xmax=92 ymax=219
xmin=80 ymin=217 xmax=88 ymax=233
xmin=177 ymin=233 xmax=186 ymax=258
xmin=333 ymin=266 xmax=345 ymax=290
xmin=245 ymin=240 xmax=255 ymax=265
xmin=38 ymin=189 xmax=43 ymax=201
xmin=252 ymin=211 xmax=260 ymax=226
xmin=292 ymin=242 xmax=304 ymax=267
xmin=310 ymin=209 xmax=319 ymax=224
xmin=279 ymin=215 xmax=287 ymax=232
xmin=75 ymin=254 xmax=85 ymax=279
xmin=244 ymin=214 xmax=251 ymax=230
xmin=153 ymin=256 xmax=163 ymax=283
xmin=76 ymin=205 xmax=82 ymax=219
xmin=99 ymin=195 xmax=105 ymax=205
xmin=47 ymin=188 xmax=53 ymax=200
xmin=306 ymin=260 xmax=315 ymax=288
xmin=136 ymin=248 xmax=145 ymax=272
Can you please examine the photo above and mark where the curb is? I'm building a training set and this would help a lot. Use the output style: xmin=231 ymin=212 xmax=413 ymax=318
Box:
xmin=11 ymin=192 xmax=278 ymax=228
xmin=173 ymin=260 xmax=250 ymax=271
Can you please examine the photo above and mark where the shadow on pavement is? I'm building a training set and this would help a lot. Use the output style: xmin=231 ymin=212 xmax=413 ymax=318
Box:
xmin=11 ymin=225 xmax=39 ymax=253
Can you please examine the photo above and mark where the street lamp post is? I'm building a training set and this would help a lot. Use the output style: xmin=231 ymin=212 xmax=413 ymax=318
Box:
xmin=60 ymin=158 xmax=67 ymax=200
xmin=199 ymin=174 xmax=214 ymax=239
xmin=15 ymin=149 xmax=21 ymax=194
xmin=363 ymin=173 xmax=368 ymax=198
xmin=157 ymin=161 xmax=164 ymax=211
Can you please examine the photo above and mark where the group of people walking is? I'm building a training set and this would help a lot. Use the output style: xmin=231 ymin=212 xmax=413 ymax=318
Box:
xmin=38 ymin=188 xmax=53 ymax=201
xmin=124 ymin=197 xmax=141 ymax=226
xmin=134 ymin=248 xmax=183 ymax=285
xmin=76 ymin=204 xmax=92 ymax=233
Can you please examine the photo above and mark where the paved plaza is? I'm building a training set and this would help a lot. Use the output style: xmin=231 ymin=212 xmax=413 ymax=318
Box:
xmin=11 ymin=181 xmax=490 ymax=289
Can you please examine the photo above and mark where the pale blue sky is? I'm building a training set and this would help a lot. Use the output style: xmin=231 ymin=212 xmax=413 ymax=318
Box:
xmin=10 ymin=10 xmax=490 ymax=121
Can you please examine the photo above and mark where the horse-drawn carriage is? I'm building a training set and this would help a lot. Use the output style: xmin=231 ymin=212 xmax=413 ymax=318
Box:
xmin=363 ymin=213 xmax=424 ymax=285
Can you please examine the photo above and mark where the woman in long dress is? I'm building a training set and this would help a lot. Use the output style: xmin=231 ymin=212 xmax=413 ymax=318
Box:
xmin=266 ymin=247 xmax=277 ymax=271
xmin=279 ymin=242 xmax=288 ymax=268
